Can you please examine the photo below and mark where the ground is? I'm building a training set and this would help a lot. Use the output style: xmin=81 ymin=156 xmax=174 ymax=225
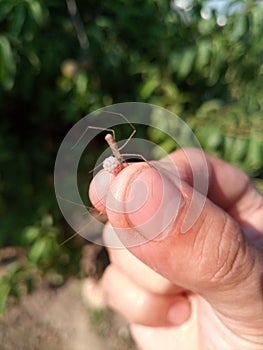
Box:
xmin=0 ymin=246 xmax=137 ymax=350
xmin=0 ymin=279 xmax=137 ymax=350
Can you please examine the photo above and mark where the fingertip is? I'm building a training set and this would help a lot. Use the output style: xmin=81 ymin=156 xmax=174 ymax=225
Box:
xmin=89 ymin=163 xmax=146 ymax=215
xmin=106 ymin=162 xmax=184 ymax=243
xmin=89 ymin=169 xmax=113 ymax=213
xmin=167 ymin=298 xmax=191 ymax=326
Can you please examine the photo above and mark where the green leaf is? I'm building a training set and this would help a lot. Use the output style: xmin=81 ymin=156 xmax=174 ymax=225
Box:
xmin=26 ymin=0 xmax=44 ymax=25
xmin=28 ymin=238 xmax=47 ymax=263
xmin=206 ymin=127 xmax=223 ymax=150
xmin=26 ymin=48 xmax=41 ymax=71
xmin=41 ymin=214 xmax=53 ymax=227
xmin=178 ymin=48 xmax=195 ymax=79
xmin=0 ymin=36 xmax=16 ymax=90
xmin=245 ymin=134 xmax=263 ymax=175
xmin=0 ymin=281 xmax=10 ymax=314
xmin=196 ymin=100 xmax=223 ymax=118
xmin=224 ymin=135 xmax=236 ymax=161
xmin=196 ymin=125 xmax=223 ymax=154
xmin=229 ymin=136 xmax=248 ymax=163
xmin=195 ymin=40 xmax=211 ymax=71
xmin=10 ymin=3 xmax=26 ymax=36
xmin=22 ymin=226 xmax=41 ymax=243
xmin=0 ymin=0 xmax=24 ymax=22
xmin=231 ymin=14 xmax=247 ymax=41
xmin=139 ymin=73 xmax=159 ymax=99
xmin=255 ymin=179 xmax=263 ymax=194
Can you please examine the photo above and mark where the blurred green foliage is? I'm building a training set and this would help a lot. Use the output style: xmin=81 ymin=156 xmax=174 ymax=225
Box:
xmin=0 ymin=0 xmax=263 ymax=310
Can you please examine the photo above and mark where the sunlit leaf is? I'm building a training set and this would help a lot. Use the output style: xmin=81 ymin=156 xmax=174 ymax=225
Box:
xmin=195 ymin=40 xmax=211 ymax=71
xmin=0 ymin=36 xmax=16 ymax=90
xmin=177 ymin=48 xmax=195 ymax=79
xmin=140 ymin=77 xmax=159 ymax=99
xmin=229 ymin=136 xmax=248 ymax=162
xmin=28 ymin=238 xmax=47 ymax=263
xmin=22 ymin=226 xmax=41 ymax=243
xmin=26 ymin=0 xmax=44 ymax=25
xmin=231 ymin=14 xmax=247 ymax=40
xmin=245 ymin=134 xmax=263 ymax=175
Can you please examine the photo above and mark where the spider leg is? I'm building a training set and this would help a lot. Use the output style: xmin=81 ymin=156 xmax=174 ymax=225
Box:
xmin=120 ymin=153 xmax=148 ymax=163
xmin=104 ymin=111 xmax=136 ymax=152
xmin=71 ymin=125 xmax=116 ymax=150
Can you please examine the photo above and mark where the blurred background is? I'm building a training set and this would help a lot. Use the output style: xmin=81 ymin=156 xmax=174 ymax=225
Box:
xmin=0 ymin=0 xmax=263 ymax=349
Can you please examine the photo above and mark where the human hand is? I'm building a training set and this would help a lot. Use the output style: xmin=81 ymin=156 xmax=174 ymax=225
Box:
xmin=89 ymin=148 xmax=263 ymax=350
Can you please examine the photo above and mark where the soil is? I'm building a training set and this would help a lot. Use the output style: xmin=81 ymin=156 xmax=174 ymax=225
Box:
xmin=0 ymin=245 xmax=138 ymax=350
xmin=0 ymin=279 xmax=137 ymax=350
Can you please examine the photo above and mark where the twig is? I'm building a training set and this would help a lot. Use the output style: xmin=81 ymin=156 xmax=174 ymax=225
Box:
xmin=66 ymin=0 xmax=89 ymax=53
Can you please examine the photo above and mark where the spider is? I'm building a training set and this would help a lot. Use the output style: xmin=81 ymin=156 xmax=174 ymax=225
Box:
xmin=59 ymin=111 xmax=147 ymax=245
xmin=73 ymin=110 xmax=146 ymax=175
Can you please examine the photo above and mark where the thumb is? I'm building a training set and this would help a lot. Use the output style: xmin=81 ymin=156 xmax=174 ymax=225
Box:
xmin=90 ymin=160 xmax=263 ymax=337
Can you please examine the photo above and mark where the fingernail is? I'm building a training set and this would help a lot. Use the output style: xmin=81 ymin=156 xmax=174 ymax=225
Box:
xmin=167 ymin=299 xmax=191 ymax=325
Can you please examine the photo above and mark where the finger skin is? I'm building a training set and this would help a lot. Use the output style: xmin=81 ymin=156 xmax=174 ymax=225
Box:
xmin=89 ymin=169 xmax=113 ymax=214
xmin=102 ymin=264 xmax=191 ymax=327
xmin=90 ymin=149 xmax=263 ymax=342
xmin=162 ymin=149 xmax=263 ymax=239
xmin=130 ymin=320 xmax=199 ymax=350
xmin=90 ymin=148 xmax=263 ymax=238
xmin=103 ymin=224 xmax=183 ymax=295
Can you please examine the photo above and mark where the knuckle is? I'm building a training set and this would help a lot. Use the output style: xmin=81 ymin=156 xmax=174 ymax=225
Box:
xmin=197 ymin=214 xmax=249 ymax=286
xmin=212 ymin=237 xmax=239 ymax=281
xmin=209 ymin=218 xmax=247 ymax=285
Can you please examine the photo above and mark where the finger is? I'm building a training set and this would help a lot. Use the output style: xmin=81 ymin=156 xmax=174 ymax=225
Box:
xmin=89 ymin=169 xmax=113 ymax=214
xmin=130 ymin=319 xmax=198 ymax=350
xmin=102 ymin=264 xmax=191 ymax=327
xmin=91 ymin=154 xmax=263 ymax=339
xmin=161 ymin=148 xmax=263 ymax=241
xmin=90 ymin=149 xmax=263 ymax=241
xmin=103 ymin=223 xmax=183 ymax=295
